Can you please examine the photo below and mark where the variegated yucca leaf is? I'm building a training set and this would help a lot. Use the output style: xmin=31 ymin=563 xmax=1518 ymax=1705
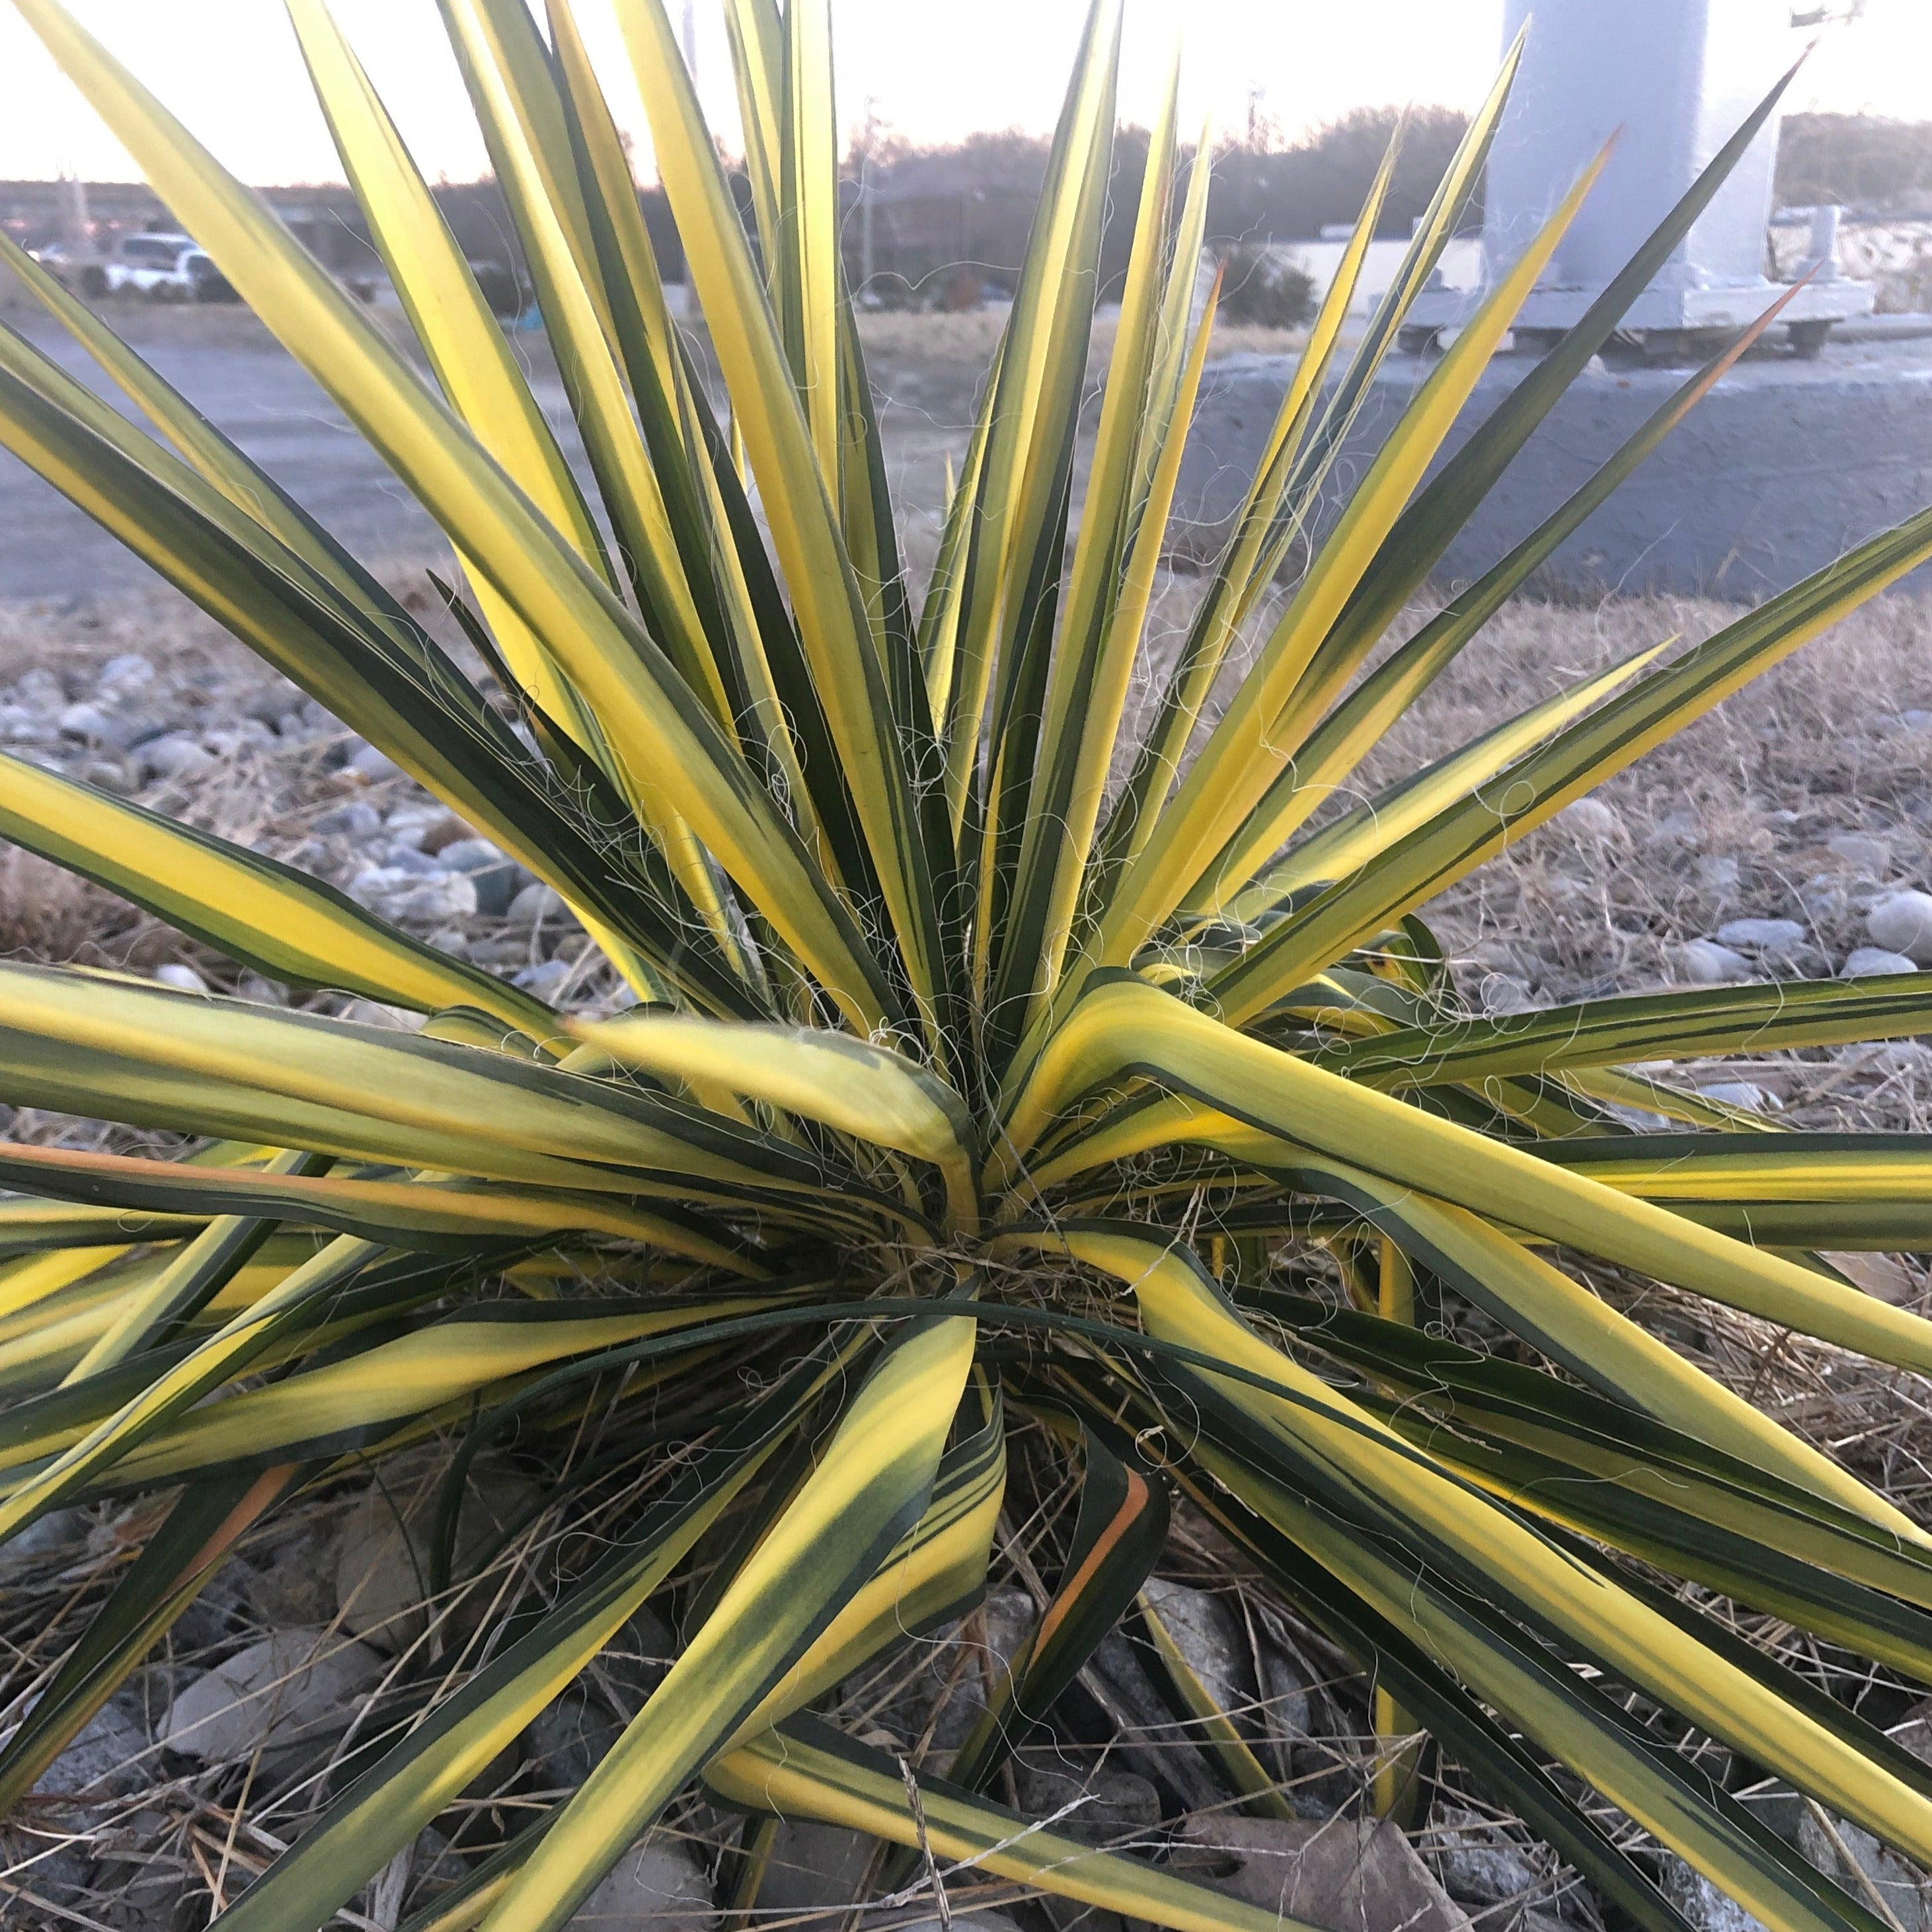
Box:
xmin=0 ymin=3 xmax=1925 ymax=1930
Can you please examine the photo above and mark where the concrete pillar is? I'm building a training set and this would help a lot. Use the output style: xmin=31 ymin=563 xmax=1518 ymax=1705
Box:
xmin=1409 ymin=0 xmax=1871 ymax=344
xmin=1487 ymin=1 xmax=1781 ymax=295
xmin=1805 ymin=203 xmax=1843 ymax=279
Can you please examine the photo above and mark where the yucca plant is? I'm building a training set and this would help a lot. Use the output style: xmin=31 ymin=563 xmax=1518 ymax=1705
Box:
xmin=2 ymin=1 xmax=1932 ymax=1928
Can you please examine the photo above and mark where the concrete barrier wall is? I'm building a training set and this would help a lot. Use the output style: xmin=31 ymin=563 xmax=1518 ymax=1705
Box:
xmin=1174 ymin=335 xmax=1932 ymax=601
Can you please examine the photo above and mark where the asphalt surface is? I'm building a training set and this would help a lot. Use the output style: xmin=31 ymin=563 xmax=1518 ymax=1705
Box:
xmin=0 ymin=305 xmax=970 ymax=604
xmin=0 ymin=311 xmax=507 ymax=601
xmin=1180 ymin=332 xmax=1932 ymax=601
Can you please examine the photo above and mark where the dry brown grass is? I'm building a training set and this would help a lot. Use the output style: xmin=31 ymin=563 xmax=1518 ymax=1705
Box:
xmin=0 ymin=273 xmax=285 ymax=354
xmin=9 ymin=549 xmax=1930 ymax=1161
xmin=1363 ymin=586 xmax=1932 ymax=992
xmin=8 ymin=555 xmax=1929 ymax=1028
xmin=0 ymin=850 xmax=143 ymax=970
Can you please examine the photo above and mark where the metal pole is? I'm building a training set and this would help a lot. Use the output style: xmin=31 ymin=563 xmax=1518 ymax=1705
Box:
xmin=861 ymin=169 xmax=875 ymax=293
xmin=858 ymin=96 xmax=878 ymax=296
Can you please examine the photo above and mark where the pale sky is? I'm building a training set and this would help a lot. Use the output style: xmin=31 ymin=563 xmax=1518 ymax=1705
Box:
xmin=0 ymin=1 xmax=1924 ymax=187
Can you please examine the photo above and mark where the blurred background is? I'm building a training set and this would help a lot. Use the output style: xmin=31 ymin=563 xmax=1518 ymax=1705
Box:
xmin=0 ymin=1 xmax=1923 ymax=324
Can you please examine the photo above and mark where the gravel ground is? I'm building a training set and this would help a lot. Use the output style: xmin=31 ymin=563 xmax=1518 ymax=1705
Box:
xmin=0 ymin=559 xmax=637 ymax=1122
xmin=7 ymin=562 xmax=1929 ymax=1020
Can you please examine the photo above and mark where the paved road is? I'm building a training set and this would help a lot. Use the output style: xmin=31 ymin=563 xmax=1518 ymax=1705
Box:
xmin=0 ymin=309 xmax=970 ymax=605
xmin=0 ymin=314 xmax=511 ymax=601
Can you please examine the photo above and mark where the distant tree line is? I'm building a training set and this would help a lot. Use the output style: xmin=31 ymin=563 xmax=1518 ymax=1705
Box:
xmin=14 ymin=104 xmax=1924 ymax=319
xmin=1202 ymin=107 xmax=1477 ymax=248
xmin=837 ymin=106 xmax=1932 ymax=303
xmin=839 ymin=108 xmax=1477 ymax=301
xmin=1775 ymin=113 xmax=1932 ymax=212
xmin=404 ymin=109 xmax=1932 ymax=312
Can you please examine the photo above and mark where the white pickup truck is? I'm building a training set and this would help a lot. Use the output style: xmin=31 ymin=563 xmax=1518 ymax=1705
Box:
xmin=93 ymin=232 xmax=228 ymax=301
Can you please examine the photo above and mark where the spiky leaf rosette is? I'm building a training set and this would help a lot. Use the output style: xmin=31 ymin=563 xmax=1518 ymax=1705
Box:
xmin=0 ymin=4 xmax=1931 ymax=1931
